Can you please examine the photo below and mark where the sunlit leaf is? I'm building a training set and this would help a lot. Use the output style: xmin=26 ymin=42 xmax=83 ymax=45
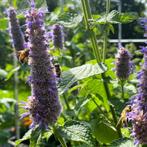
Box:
xmin=59 ymin=14 xmax=83 ymax=28
xmin=0 ymin=18 xmax=8 ymax=30
xmin=91 ymin=120 xmax=119 ymax=144
xmin=0 ymin=98 xmax=16 ymax=108
xmin=0 ymin=69 xmax=8 ymax=79
xmin=95 ymin=10 xmax=138 ymax=24
xmin=42 ymin=130 xmax=53 ymax=141
xmin=58 ymin=63 xmax=107 ymax=95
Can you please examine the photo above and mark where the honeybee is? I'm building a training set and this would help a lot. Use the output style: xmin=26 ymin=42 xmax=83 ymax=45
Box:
xmin=16 ymin=48 xmax=29 ymax=63
xmin=116 ymin=105 xmax=132 ymax=128
xmin=22 ymin=116 xmax=32 ymax=127
xmin=54 ymin=63 xmax=61 ymax=78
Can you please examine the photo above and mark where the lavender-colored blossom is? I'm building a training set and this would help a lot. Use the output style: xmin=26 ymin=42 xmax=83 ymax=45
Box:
xmin=115 ymin=46 xmax=132 ymax=80
xmin=127 ymin=52 xmax=147 ymax=145
xmin=22 ymin=8 xmax=61 ymax=128
xmin=140 ymin=18 xmax=147 ymax=38
xmin=127 ymin=18 xmax=147 ymax=145
xmin=52 ymin=24 xmax=64 ymax=49
xmin=8 ymin=7 xmax=25 ymax=51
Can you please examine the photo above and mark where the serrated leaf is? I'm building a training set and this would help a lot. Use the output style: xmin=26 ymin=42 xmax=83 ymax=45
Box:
xmin=95 ymin=10 xmax=137 ymax=24
xmin=56 ymin=121 xmax=96 ymax=147
xmin=15 ymin=129 xmax=33 ymax=145
xmin=91 ymin=120 xmax=119 ymax=144
xmin=97 ymin=10 xmax=119 ymax=24
xmin=58 ymin=63 xmax=107 ymax=95
xmin=110 ymin=138 xmax=134 ymax=147
xmin=59 ymin=14 xmax=83 ymax=28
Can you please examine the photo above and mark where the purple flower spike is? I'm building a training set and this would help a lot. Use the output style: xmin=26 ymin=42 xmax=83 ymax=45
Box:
xmin=22 ymin=8 xmax=61 ymax=129
xmin=140 ymin=18 xmax=147 ymax=38
xmin=115 ymin=46 xmax=132 ymax=80
xmin=52 ymin=24 xmax=64 ymax=49
xmin=127 ymin=18 xmax=147 ymax=145
xmin=8 ymin=7 xmax=25 ymax=51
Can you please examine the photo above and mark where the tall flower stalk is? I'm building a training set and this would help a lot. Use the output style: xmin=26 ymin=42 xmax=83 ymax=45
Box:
xmin=22 ymin=7 xmax=61 ymax=128
xmin=52 ymin=24 xmax=64 ymax=49
xmin=115 ymin=46 xmax=132 ymax=99
xmin=8 ymin=7 xmax=24 ymax=139
xmin=127 ymin=18 xmax=147 ymax=145
xmin=8 ymin=7 xmax=25 ymax=51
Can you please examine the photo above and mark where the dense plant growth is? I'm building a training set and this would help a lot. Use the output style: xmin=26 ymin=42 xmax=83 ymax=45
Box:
xmin=0 ymin=0 xmax=147 ymax=146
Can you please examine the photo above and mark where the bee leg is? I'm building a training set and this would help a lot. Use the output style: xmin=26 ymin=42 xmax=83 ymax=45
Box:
xmin=124 ymin=119 xmax=128 ymax=127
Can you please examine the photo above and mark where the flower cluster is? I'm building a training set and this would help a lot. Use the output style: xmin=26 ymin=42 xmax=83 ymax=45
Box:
xmin=8 ymin=7 xmax=25 ymax=51
xmin=127 ymin=18 xmax=147 ymax=145
xmin=115 ymin=46 xmax=132 ymax=80
xmin=52 ymin=24 xmax=64 ymax=49
xmin=22 ymin=8 xmax=61 ymax=128
xmin=140 ymin=18 xmax=147 ymax=38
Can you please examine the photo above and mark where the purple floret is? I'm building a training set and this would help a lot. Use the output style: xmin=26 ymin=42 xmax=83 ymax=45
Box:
xmin=52 ymin=24 xmax=64 ymax=49
xmin=22 ymin=8 xmax=61 ymax=129
xmin=8 ymin=7 xmax=25 ymax=51
xmin=127 ymin=18 xmax=147 ymax=145
xmin=115 ymin=46 xmax=132 ymax=80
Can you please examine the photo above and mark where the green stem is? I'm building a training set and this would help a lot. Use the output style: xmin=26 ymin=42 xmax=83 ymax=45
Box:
xmin=102 ymin=29 xmax=107 ymax=62
xmin=102 ymin=0 xmax=110 ymax=62
xmin=110 ymin=104 xmax=122 ymax=138
xmin=121 ymin=80 xmax=125 ymax=99
xmin=81 ymin=0 xmax=101 ymax=63
xmin=106 ymin=0 xmax=111 ymax=15
xmin=102 ymin=73 xmax=122 ymax=137
xmin=63 ymin=94 xmax=70 ymax=110
xmin=81 ymin=0 xmax=122 ymax=138
xmin=13 ymin=51 xmax=20 ymax=139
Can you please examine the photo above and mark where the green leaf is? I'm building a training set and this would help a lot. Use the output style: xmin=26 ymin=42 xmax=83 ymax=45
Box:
xmin=0 ymin=130 xmax=10 ymax=144
xmin=0 ymin=98 xmax=16 ymax=108
xmin=30 ymin=127 xmax=41 ymax=147
xmin=118 ymin=12 xmax=138 ymax=23
xmin=42 ymin=130 xmax=53 ymax=141
xmin=15 ymin=129 xmax=33 ymax=145
xmin=0 ymin=69 xmax=8 ymax=79
xmin=95 ymin=10 xmax=137 ymax=24
xmin=5 ymin=66 xmax=20 ymax=81
xmin=79 ymin=78 xmax=110 ymax=112
xmin=54 ymin=126 xmax=67 ymax=147
xmin=59 ymin=14 xmax=83 ymax=28
xmin=0 ymin=18 xmax=8 ymax=30
xmin=36 ymin=133 xmax=45 ymax=147
xmin=110 ymin=138 xmax=134 ymax=147
xmin=56 ymin=121 xmax=96 ymax=147
xmin=97 ymin=10 xmax=119 ymax=24
xmin=59 ymin=63 xmax=107 ymax=95
xmin=91 ymin=120 xmax=119 ymax=144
